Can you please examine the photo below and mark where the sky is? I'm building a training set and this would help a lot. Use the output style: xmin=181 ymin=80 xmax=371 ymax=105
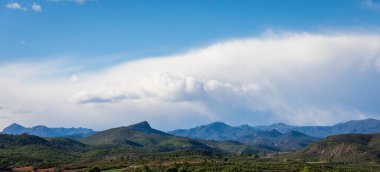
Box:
xmin=0 ymin=0 xmax=380 ymax=131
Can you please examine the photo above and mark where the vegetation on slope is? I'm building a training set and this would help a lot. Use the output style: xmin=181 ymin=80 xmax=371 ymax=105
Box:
xmin=0 ymin=134 xmax=86 ymax=168
xmin=289 ymin=133 xmax=380 ymax=163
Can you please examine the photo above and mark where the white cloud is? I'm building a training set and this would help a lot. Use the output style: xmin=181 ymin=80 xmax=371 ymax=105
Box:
xmin=5 ymin=2 xmax=27 ymax=11
xmin=31 ymin=3 xmax=42 ymax=12
xmin=67 ymin=72 xmax=260 ymax=104
xmin=0 ymin=32 xmax=380 ymax=130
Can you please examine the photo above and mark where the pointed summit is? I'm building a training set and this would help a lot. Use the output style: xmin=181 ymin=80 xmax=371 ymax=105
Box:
xmin=125 ymin=121 xmax=169 ymax=136
xmin=127 ymin=121 xmax=151 ymax=130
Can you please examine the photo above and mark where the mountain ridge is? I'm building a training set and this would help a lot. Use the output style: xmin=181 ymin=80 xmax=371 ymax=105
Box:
xmin=3 ymin=118 xmax=380 ymax=140
xmin=2 ymin=123 xmax=96 ymax=138
xmin=170 ymin=118 xmax=380 ymax=138
xmin=168 ymin=122 xmax=319 ymax=151
xmin=255 ymin=118 xmax=380 ymax=137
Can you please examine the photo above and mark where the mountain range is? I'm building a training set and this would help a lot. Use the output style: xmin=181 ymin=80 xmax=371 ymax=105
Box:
xmin=2 ymin=118 xmax=380 ymax=152
xmin=255 ymin=118 xmax=380 ymax=138
xmin=1 ymin=123 xmax=96 ymax=138
xmin=169 ymin=118 xmax=380 ymax=138
xmin=1 ymin=119 xmax=380 ymax=168
xmin=168 ymin=122 xmax=319 ymax=151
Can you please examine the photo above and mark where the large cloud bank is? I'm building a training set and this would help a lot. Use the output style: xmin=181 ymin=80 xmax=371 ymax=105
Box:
xmin=0 ymin=32 xmax=380 ymax=130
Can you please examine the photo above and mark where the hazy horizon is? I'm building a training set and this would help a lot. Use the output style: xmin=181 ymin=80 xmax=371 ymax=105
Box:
xmin=1 ymin=0 xmax=380 ymax=131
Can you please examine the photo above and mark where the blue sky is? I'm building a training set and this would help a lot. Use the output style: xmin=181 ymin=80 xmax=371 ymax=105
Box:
xmin=0 ymin=0 xmax=380 ymax=130
xmin=1 ymin=0 xmax=380 ymax=64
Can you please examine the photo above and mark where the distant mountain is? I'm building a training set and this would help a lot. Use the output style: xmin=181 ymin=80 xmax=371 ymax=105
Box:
xmin=2 ymin=123 xmax=96 ymax=138
xmin=169 ymin=122 xmax=319 ymax=151
xmin=290 ymin=133 xmax=380 ymax=163
xmin=168 ymin=121 xmax=258 ymax=141
xmin=238 ymin=130 xmax=319 ymax=151
xmin=256 ymin=118 xmax=380 ymax=138
xmin=171 ymin=118 xmax=380 ymax=141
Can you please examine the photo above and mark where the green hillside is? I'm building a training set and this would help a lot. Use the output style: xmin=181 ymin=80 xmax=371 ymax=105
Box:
xmin=80 ymin=121 xmax=219 ymax=153
xmin=203 ymin=140 xmax=279 ymax=155
xmin=289 ymin=133 xmax=380 ymax=163
xmin=0 ymin=134 xmax=86 ymax=168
